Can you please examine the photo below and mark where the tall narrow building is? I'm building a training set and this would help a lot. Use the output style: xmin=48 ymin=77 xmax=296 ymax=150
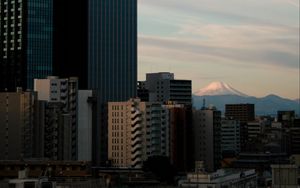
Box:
xmin=88 ymin=0 xmax=138 ymax=165
xmin=193 ymin=107 xmax=222 ymax=172
xmin=0 ymin=90 xmax=36 ymax=160
xmin=225 ymin=104 xmax=255 ymax=151
xmin=34 ymin=76 xmax=79 ymax=160
xmin=0 ymin=0 xmax=53 ymax=91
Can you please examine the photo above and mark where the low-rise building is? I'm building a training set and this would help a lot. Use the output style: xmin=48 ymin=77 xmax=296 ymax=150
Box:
xmin=179 ymin=169 xmax=257 ymax=188
xmin=271 ymin=164 xmax=299 ymax=188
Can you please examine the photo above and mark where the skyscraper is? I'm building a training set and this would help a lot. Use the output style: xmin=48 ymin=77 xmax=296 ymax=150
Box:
xmin=0 ymin=0 xmax=53 ymax=91
xmin=52 ymin=0 xmax=88 ymax=89
xmin=1 ymin=0 xmax=137 ymax=164
xmin=88 ymin=0 xmax=137 ymax=99
xmin=88 ymin=0 xmax=138 ymax=165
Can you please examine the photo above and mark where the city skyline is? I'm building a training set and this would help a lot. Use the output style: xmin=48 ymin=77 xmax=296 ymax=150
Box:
xmin=138 ymin=0 xmax=299 ymax=99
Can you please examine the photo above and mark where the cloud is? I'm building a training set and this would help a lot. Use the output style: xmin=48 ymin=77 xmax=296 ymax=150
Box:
xmin=139 ymin=0 xmax=299 ymax=70
xmin=139 ymin=23 xmax=299 ymax=70
xmin=138 ymin=0 xmax=299 ymax=99
xmin=139 ymin=0 xmax=299 ymax=26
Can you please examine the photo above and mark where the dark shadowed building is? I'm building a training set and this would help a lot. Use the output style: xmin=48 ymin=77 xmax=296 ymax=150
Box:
xmin=0 ymin=0 xmax=53 ymax=91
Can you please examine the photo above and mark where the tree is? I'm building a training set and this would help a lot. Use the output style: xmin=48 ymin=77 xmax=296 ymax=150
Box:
xmin=143 ymin=156 xmax=177 ymax=183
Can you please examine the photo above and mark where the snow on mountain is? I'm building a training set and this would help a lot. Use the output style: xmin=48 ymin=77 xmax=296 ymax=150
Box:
xmin=194 ymin=81 xmax=248 ymax=97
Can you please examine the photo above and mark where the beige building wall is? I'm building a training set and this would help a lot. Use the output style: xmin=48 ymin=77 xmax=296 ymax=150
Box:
xmin=108 ymin=98 xmax=170 ymax=168
xmin=108 ymin=99 xmax=144 ymax=168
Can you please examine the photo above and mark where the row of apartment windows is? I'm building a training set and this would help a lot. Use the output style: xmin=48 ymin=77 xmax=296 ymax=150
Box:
xmin=112 ymin=145 xmax=123 ymax=151
xmin=112 ymin=112 xmax=123 ymax=117
xmin=112 ymin=131 xmax=123 ymax=137
xmin=112 ymin=118 xmax=123 ymax=124
xmin=111 ymin=124 xmax=123 ymax=130
xmin=111 ymin=152 xmax=123 ymax=158
xmin=111 ymin=105 xmax=124 ymax=110
xmin=112 ymin=158 xmax=123 ymax=164
xmin=112 ymin=138 xmax=123 ymax=144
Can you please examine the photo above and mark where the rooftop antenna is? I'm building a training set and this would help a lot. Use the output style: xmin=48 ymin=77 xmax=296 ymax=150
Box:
xmin=202 ymin=98 xmax=206 ymax=110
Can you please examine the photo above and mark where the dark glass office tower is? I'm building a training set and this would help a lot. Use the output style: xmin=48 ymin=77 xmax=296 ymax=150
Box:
xmin=53 ymin=0 xmax=88 ymax=89
xmin=88 ymin=0 xmax=137 ymax=165
xmin=0 ymin=0 xmax=53 ymax=91
xmin=88 ymin=0 xmax=137 ymax=100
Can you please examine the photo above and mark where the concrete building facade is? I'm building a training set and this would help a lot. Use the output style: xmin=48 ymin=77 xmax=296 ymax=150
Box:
xmin=225 ymin=104 xmax=255 ymax=151
xmin=0 ymin=90 xmax=36 ymax=160
xmin=108 ymin=99 xmax=169 ymax=168
xmin=225 ymin=104 xmax=255 ymax=124
xmin=77 ymin=90 xmax=95 ymax=161
xmin=180 ymin=169 xmax=257 ymax=188
xmin=247 ymin=121 xmax=263 ymax=142
xmin=34 ymin=76 xmax=79 ymax=160
xmin=271 ymin=164 xmax=299 ymax=188
xmin=193 ymin=107 xmax=222 ymax=172
xmin=144 ymin=72 xmax=192 ymax=105
xmin=164 ymin=103 xmax=194 ymax=172
xmin=221 ymin=119 xmax=241 ymax=157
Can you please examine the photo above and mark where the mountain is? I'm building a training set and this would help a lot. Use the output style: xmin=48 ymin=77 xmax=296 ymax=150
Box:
xmin=193 ymin=82 xmax=300 ymax=115
xmin=194 ymin=81 xmax=248 ymax=97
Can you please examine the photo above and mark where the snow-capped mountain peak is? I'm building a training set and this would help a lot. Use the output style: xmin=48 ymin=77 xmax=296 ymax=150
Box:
xmin=194 ymin=81 xmax=248 ymax=97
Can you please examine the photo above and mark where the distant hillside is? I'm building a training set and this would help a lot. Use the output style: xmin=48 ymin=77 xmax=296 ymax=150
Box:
xmin=193 ymin=94 xmax=300 ymax=116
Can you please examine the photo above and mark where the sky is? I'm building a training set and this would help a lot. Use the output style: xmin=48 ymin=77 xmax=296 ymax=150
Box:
xmin=138 ymin=0 xmax=300 ymax=100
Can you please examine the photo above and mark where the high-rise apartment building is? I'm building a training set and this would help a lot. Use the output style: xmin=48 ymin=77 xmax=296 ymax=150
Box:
xmin=144 ymin=72 xmax=192 ymax=105
xmin=0 ymin=90 xmax=36 ymax=160
xmin=0 ymin=0 xmax=53 ymax=91
xmin=163 ymin=103 xmax=194 ymax=172
xmin=34 ymin=76 xmax=78 ymax=160
xmin=225 ymin=104 xmax=255 ymax=124
xmin=225 ymin=104 xmax=255 ymax=151
xmin=39 ymin=101 xmax=73 ymax=160
xmin=137 ymin=81 xmax=149 ymax=102
xmin=277 ymin=111 xmax=295 ymax=127
xmin=289 ymin=127 xmax=300 ymax=154
xmin=193 ymin=107 xmax=222 ymax=172
xmin=247 ymin=121 xmax=263 ymax=142
xmin=108 ymin=99 xmax=169 ymax=168
xmin=221 ymin=119 xmax=240 ymax=157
